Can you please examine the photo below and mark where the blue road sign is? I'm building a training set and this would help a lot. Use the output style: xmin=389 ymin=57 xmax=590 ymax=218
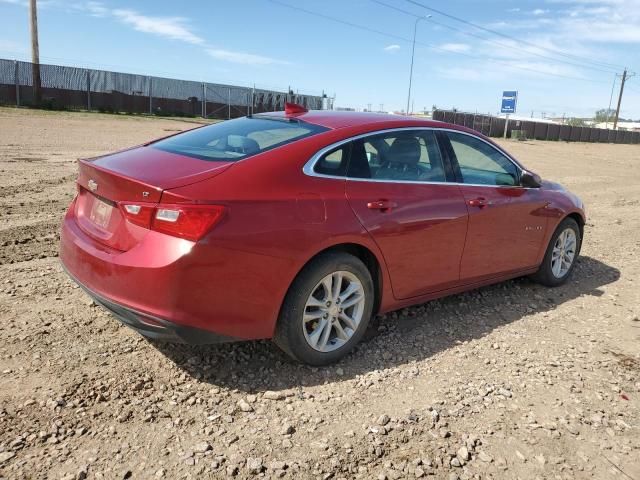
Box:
xmin=501 ymin=91 xmax=518 ymax=114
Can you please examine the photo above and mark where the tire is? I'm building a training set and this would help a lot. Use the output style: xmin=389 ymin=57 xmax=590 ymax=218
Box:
xmin=273 ymin=252 xmax=375 ymax=365
xmin=530 ymin=217 xmax=581 ymax=287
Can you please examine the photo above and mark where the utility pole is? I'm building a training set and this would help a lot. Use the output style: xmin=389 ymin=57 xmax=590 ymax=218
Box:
xmin=406 ymin=15 xmax=431 ymax=115
xmin=613 ymin=68 xmax=635 ymax=130
xmin=605 ymin=73 xmax=617 ymax=129
xmin=29 ymin=0 xmax=42 ymax=106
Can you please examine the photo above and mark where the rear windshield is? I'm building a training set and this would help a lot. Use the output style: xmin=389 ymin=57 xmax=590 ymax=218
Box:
xmin=150 ymin=116 xmax=328 ymax=161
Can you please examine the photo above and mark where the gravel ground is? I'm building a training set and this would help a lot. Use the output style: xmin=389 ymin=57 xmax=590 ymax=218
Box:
xmin=0 ymin=107 xmax=638 ymax=480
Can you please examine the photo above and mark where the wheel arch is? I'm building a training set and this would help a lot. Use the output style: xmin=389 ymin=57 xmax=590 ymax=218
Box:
xmin=321 ymin=243 xmax=383 ymax=315
xmin=565 ymin=211 xmax=585 ymax=253
xmin=280 ymin=242 xmax=385 ymax=324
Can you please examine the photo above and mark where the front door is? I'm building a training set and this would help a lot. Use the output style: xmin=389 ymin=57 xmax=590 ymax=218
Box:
xmin=345 ymin=129 xmax=469 ymax=299
xmin=440 ymin=131 xmax=548 ymax=282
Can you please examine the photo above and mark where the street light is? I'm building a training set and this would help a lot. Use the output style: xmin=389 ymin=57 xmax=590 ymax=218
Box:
xmin=406 ymin=15 xmax=431 ymax=115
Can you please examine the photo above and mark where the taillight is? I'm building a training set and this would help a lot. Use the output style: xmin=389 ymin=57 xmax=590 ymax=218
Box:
xmin=152 ymin=204 xmax=225 ymax=241
xmin=121 ymin=203 xmax=155 ymax=229
xmin=119 ymin=203 xmax=225 ymax=241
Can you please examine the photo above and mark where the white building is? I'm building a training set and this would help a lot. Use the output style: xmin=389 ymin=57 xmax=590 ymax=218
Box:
xmin=496 ymin=114 xmax=559 ymax=124
xmin=593 ymin=121 xmax=640 ymax=131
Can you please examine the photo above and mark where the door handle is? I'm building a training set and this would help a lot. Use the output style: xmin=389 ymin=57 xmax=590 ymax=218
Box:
xmin=367 ymin=199 xmax=397 ymax=212
xmin=468 ymin=197 xmax=491 ymax=208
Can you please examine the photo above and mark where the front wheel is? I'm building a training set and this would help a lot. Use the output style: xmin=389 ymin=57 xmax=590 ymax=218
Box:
xmin=274 ymin=252 xmax=374 ymax=365
xmin=531 ymin=217 xmax=581 ymax=287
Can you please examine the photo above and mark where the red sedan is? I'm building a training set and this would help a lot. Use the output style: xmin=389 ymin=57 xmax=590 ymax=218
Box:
xmin=60 ymin=104 xmax=585 ymax=365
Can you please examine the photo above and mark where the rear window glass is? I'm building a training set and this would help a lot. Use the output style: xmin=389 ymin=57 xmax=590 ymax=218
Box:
xmin=150 ymin=117 xmax=328 ymax=161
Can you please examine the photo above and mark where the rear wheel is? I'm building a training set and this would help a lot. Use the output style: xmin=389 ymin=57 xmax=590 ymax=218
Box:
xmin=531 ymin=217 xmax=581 ymax=287
xmin=274 ymin=252 xmax=374 ymax=365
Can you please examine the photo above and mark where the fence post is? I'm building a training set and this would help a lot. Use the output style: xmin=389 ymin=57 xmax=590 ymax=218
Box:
xmin=246 ymin=88 xmax=250 ymax=116
xmin=14 ymin=60 xmax=20 ymax=107
xmin=86 ymin=69 xmax=90 ymax=111
xmin=202 ymin=83 xmax=206 ymax=118
xmin=228 ymin=87 xmax=231 ymax=119
xmin=148 ymin=76 xmax=153 ymax=115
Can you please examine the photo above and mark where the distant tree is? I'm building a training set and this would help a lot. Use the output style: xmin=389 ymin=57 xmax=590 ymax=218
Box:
xmin=566 ymin=117 xmax=587 ymax=126
xmin=594 ymin=108 xmax=616 ymax=122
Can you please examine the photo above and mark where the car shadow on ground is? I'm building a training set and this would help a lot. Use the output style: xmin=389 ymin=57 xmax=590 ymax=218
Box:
xmin=151 ymin=255 xmax=619 ymax=393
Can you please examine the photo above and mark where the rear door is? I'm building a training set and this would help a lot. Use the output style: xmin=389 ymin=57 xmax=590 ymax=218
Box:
xmin=440 ymin=130 xmax=548 ymax=282
xmin=344 ymin=129 xmax=469 ymax=299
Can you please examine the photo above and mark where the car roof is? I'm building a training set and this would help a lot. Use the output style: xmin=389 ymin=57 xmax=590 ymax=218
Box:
xmin=255 ymin=110 xmax=448 ymax=130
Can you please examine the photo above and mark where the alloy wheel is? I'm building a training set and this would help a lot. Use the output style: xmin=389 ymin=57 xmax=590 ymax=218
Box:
xmin=551 ymin=228 xmax=577 ymax=278
xmin=302 ymin=271 xmax=366 ymax=352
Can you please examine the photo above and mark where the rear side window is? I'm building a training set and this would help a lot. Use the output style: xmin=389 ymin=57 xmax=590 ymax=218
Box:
xmin=151 ymin=117 xmax=328 ymax=161
xmin=313 ymin=145 xmax=350 ymax=176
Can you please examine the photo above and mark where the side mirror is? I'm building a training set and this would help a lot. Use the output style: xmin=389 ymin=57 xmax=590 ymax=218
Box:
xmin=521 ymin=170 xmax=542 ymax=188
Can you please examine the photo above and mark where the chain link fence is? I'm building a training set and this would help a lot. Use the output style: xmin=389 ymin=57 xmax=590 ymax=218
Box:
xmin=0 ymin=58 xmax=327 ymax=118
xmin=433 ymin=109 xmax=640 ymax=144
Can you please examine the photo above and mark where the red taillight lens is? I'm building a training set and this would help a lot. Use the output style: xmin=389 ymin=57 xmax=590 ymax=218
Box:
xmin=151 ymin=204 xmax=225 ymax=241
xmin=119 ymin=203 xmax=155 ymax=229
xmin=119 ymin=203 xmax=225 ymax=241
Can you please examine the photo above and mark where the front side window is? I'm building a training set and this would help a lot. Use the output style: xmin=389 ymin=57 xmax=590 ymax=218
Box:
xmin=151 ymin=116 xmax=328 ymax=162
xmin=348 ymin=130 xmax=446 ymax=182
xmin=447 ymin=132 xmax=519 ymax=186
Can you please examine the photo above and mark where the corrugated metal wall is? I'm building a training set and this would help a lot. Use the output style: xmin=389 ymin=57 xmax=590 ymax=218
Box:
xmin=0 ymin=58 xmax=325 ymax=118
xmin=432 ymin=109 xmax=640 ymax=144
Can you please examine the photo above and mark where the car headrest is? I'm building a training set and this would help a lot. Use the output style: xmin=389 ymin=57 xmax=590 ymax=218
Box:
xmin=227 ymin=135 xmax=261 ymax=155
xmin=388 ymin=137 xmax=421 ymax=166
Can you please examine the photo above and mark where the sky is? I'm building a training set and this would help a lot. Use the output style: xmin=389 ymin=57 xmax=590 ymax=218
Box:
xmin=1 ymin=0 xmax=640 ymax=118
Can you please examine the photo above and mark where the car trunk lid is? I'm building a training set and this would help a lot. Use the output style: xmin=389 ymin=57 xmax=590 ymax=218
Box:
xmin=74 ymin=147 xmax=233 ymax=251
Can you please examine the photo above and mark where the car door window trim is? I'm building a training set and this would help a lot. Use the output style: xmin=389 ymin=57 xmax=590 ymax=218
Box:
xmin=303 ymin=127 xmax=532 ymax=189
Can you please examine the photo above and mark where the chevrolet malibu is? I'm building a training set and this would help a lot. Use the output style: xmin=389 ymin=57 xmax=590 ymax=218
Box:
xmin=60 ymin=104 xmax=585 ymax=365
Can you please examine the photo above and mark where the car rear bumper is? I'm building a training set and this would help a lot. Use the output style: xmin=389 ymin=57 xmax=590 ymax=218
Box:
xmin=64 ymin=264 xmax=235 ymax=344
xmin=59 ymin=199 xmax=291 ymax=341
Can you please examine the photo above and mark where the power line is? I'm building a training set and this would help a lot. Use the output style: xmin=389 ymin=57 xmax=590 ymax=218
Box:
xmin=402 ymin=0 xmax=628 ymax=72
xmin=625 ymin=77 xmax=640 ymax=94
xmin=267 ymin=0 xmax=409 ymax=46
xmin=266 ymin=0 xmax=610 ymax=84
xmin=372 ymin=0 xmax=617 ymax=75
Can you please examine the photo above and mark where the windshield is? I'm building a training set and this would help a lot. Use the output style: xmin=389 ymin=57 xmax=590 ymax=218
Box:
xmin=150 ymin=116 xmax=328 ymax=161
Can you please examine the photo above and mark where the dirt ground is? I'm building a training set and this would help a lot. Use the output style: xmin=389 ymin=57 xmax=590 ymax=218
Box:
xmin=0 ymin=107 xmax=638 ymax=480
